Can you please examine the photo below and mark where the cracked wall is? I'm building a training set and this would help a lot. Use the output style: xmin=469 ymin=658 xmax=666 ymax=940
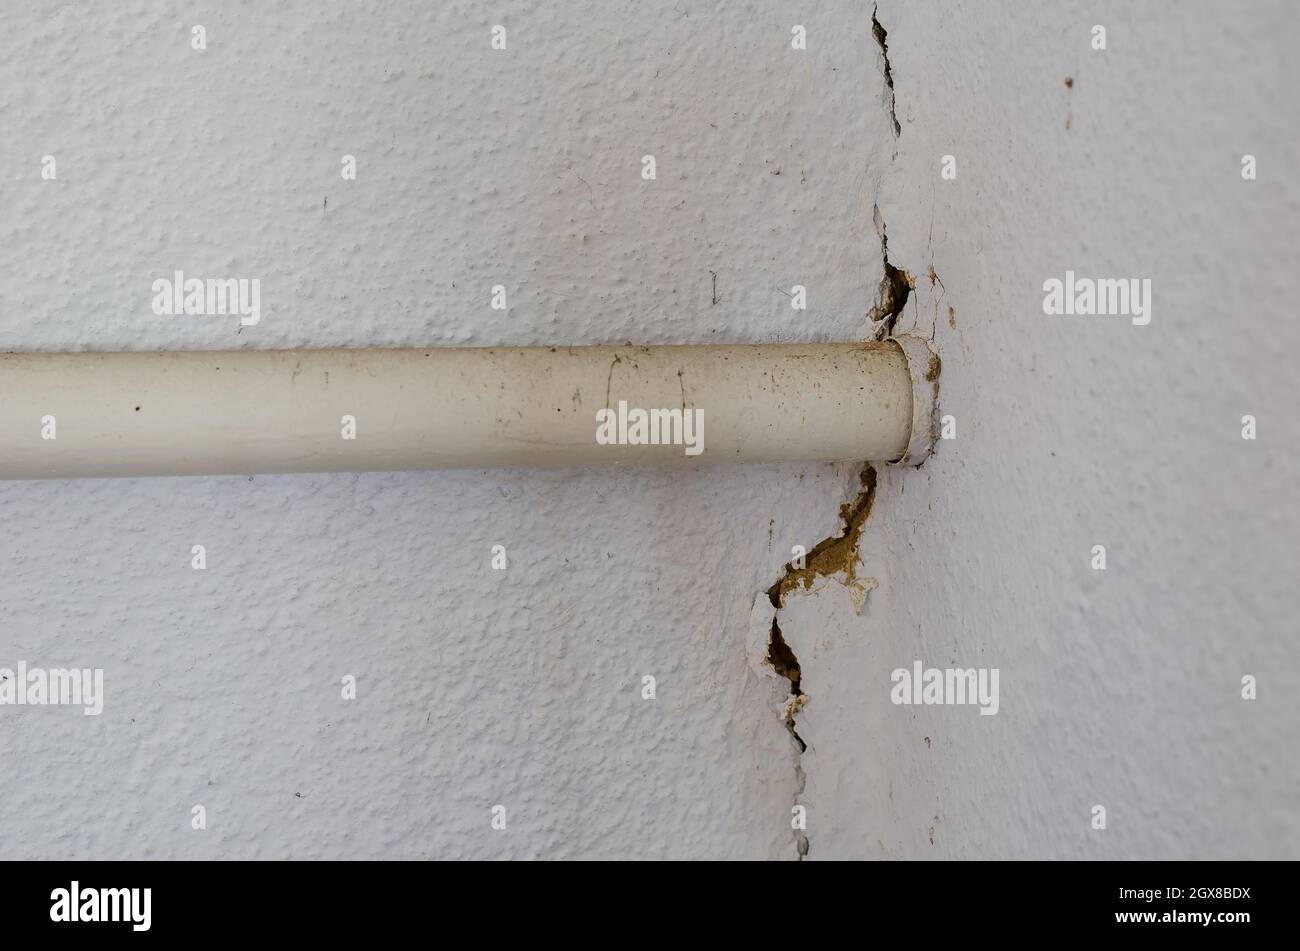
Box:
xmin=756 ymin=463 xmax=880 ymax=858
xmin=5 ymin=0 xmax=1290 ymax=862
xmin=775 ymin=0 xmax=1300 ymax=859
xmin=0 ymin=0 xmax=899 ymax=859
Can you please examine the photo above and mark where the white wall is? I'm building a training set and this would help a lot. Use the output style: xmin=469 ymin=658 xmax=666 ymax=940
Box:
xmin=0 ymin=0 xmax=888 ymax=859
xmin=770 ymin=0 xmax=1300 ymax=859
xmin=2 ymin=0 xmax=1295 ymax=860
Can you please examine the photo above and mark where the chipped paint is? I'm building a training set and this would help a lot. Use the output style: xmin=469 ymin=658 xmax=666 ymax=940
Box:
xmin=768 ymin=464 xmax=879 ymax=608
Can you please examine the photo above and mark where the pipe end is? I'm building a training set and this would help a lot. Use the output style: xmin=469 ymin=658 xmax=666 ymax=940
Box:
xmin=889 ymin=334 xmax=941 ymax=467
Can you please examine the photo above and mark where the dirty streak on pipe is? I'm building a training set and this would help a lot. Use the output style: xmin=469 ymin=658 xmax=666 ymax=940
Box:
xmin=0 ymin=342 xmax=935 ymax=480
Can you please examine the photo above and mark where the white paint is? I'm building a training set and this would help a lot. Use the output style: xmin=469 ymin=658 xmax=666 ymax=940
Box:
xmin=0 ymin=0 xmax=890 ymax=859
xmin=2 ymin=0 xmax=1293 ymax=860
xmin=784 ymin=0 xmax=1300 ymax=859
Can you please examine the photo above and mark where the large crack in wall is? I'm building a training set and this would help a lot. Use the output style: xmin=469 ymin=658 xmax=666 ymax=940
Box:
xmin=871 ymin=5 xmax=902 ymax=138
xmin=763 ymin=464 xmax=879 ymax=859
xmin=764 ymin=614 xmax=808 ymax=856
xmin=869 ymin=206 xmax=915 ymax=340
xmin=869 ymin=3 xmax=914 ymax=342
xmin=758 ymin=2 xmax=911 ymax=862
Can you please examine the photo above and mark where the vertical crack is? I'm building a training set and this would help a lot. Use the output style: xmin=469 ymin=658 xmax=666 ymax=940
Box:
xmin=869 ymin=205 xmax=914 ymax=340
xmin=758 ymin=1 xmax=906 ymax=865
xmin=872 ymin=5 xmax=901 ymax=137
xmin=764 ymin=464 xmax=879 ymax=860
xmin=869 ymin=7 xmax=912 ymax=339
xmin=766 ymin=614 xmax=807 ymax=857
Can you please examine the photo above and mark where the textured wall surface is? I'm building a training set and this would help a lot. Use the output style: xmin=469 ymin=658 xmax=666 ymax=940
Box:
xmin=769 ymin=0 xmax=1300 ymax=859
xmin=0 ymin=0 xmax=891 ymax=859
xmin=3 ymin=0 xmax=1296 ymax=861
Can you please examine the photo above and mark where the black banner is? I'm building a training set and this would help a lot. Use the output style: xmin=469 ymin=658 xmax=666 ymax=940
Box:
xmin=0 ymin=860 xmax=1283 ymax=938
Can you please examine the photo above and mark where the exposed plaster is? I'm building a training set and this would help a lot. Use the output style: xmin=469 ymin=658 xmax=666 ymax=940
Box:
xmin=768 ymin=465 xmax=879 ymax=609
xmin=765 ymin=615 xmax=809 ymax=857
xmin=761 ymin=463 xmax=880 ymax=859
xmin=868 ymin=6 xmax=914 ymax=342
xmin=871 ymin=5 xmax=901 ymax=138
xmin=753 ymin=3 xmax=914 ymax=861
xmin=869 ymin=205 xmax=915 ymax=341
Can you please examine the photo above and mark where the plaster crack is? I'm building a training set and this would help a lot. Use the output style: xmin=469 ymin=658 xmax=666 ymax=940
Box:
xmin=869 ymin=206 xmax=914 ymax=340
xmin=763 ymin=463 xmax=879 ymax=860
xmin=766 ymin=614 xmax=808 ymax=858
xmin=872 ymin=5 xmax=901 ymax=137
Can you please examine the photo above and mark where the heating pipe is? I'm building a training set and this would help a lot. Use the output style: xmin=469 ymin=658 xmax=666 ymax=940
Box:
xmin=0 ymin=337 xmax=938 ymax=480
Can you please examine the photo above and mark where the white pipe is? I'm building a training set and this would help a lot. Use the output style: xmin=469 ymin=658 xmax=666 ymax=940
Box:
xmin=0 ymin=339 xmax=938 ymax=480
